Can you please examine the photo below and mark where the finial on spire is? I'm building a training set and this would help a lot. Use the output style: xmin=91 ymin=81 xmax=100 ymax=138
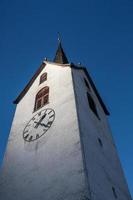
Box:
xmin=58 ymin=32 xmax=62 ymax=44
xmin=53 ymin=34 xmax=69 ymax=64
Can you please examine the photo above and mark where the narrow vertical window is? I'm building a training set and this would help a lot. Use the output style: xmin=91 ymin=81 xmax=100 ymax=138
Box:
xmin=98 ymin=138 xmax=103 ymax=147
xmin=87 ymin=93 xmax=100 ymax=120
xmin=40 ymin=73 xmax=47 ymax=84
xmin=34 ymin=86 xmax=49 ymax=111
xmin=84 ymin=78 xmax=90 ymax=91
xmin=112 ymin=187 xmax=117 ymax=199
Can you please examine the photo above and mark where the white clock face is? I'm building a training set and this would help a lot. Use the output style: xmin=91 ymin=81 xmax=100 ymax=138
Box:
xmin=23 ymin=108 xmax=55 ymax=142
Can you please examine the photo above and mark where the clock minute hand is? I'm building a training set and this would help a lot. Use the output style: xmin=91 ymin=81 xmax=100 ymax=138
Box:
xmin=34 ymin=113 xmax=47 ymax=128
xmin=34 ymin=122 xmax=48 ymax=128
xmin=40 ymin=121 xmax=52 ymax=128
xmin=34 ymin=121 xmax=48 ymax=128
xmin=38 ymin=113 xmax=47 ymax=123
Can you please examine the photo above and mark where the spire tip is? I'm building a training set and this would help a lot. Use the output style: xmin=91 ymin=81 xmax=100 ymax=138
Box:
xmin=58 ymin=32 xmax=61 ymax=44
xmin=54 ymin=34 xmax=69 ymax=64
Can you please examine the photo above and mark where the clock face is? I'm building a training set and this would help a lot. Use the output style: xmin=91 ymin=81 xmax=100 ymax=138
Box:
xmin=23 ymin=108 xmax=55 ymax=142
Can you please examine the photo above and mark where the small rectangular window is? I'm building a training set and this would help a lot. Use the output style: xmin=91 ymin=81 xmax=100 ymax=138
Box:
xmin=98 ymin=138 xmax=103 ymax=147
xmin=84 ymin=78 xmax=90 ymax=91
xmin=87 ymin=93 xmax=100 ymax=120
xmin=40 ymin=73 xmax=47 ymax=84
xmin=112 ymin=187 xmax=117 ymax=199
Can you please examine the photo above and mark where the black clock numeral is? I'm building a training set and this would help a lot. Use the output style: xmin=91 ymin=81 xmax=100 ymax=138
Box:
xmin=49 ymin=114 xmax=54 ymax=119
xmin=38 ymin=112 xmax=41 ymax=116
xmin=36 ymin=134 xmax=39 ymax=139
xmin=48 ymin=110 xmax=53 ymax=114
xmin=47 ymin=121 xmax=52 ymax=127
xmin=24 ymin=130 xmax=28 ymax=134
xmin=29 ymin=136 xmax=33 ymax=141
xmin=24 ymin=134 xmax=29 ymax=139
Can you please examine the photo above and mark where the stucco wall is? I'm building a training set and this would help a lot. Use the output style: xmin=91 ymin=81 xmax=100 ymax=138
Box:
xmin=72 ymin=68 xmax=132 ymax=200
xmin=0 ymin=63 xmax=89 ymax=200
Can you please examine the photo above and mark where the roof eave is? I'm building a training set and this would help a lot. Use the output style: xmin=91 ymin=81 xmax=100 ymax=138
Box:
xmin=13 ymin=62 xmax=46 ymax=104
xmin=70 ymin=63 xmax=110 ymax=116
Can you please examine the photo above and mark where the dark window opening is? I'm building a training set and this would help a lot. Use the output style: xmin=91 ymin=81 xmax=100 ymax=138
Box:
xmin=36 ymin=99 xmax=42 ymax=110
xmin=40 ymin=73 xmax=47 ymax=84
xmin=87 ymin=93 xmax=100 ymax=120
xmin=98 ymin=138 xmax=103 ymax=147
xmin=84 ymin=78 xmax=90 ymax=91
xmin=34 ymin=86 xmax=49 ymax=111
xmin=112 ymin=187 xmax=117 ymax=199
xmin=43 ymin=95 xmax=49 ymax=105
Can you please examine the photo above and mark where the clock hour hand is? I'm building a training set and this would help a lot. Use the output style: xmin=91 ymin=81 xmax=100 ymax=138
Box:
xmin=40 ymin=121 xmax=52 ymax=128
xmin=34 ymin=121 xmax=51 ymax=128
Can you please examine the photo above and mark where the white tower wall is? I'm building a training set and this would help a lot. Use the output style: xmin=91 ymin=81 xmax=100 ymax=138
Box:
xmin=0 ymin=63 xmax=89 ymax=200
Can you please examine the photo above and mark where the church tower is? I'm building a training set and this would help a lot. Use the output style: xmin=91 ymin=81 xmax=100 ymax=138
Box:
xmin=0 ymin=39 xmax=132 ymax=200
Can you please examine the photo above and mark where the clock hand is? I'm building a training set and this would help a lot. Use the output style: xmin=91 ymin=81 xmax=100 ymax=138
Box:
xmin=34 ymin=113 xmax=47 ymax=128
xmin=34 ymin=121 xmax=49 ymax=128
xmin=40 ymin=121 xmax=52 ymax=128
xmin=38 ymin=113 xmax=47 ymax=123
xmin=39 ymin=122 xmax=49 ymax=128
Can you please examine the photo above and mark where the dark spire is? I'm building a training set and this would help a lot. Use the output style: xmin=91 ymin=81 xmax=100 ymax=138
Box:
xmin=53 ymin=34 xmax=69 ymax=64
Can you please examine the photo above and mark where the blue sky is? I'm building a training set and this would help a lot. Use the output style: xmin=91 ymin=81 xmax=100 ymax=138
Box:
xmin=0 ymin=0 xmax=133 ymax=197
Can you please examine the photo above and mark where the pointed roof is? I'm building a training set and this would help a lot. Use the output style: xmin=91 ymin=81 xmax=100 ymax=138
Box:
xmin=53 ymin=36 xmax=69 ymax=64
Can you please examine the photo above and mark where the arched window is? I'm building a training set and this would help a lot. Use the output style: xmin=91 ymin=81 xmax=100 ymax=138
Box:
xmin=34 ymin=86 xmax=49 ymax=111
xmin=40 ymin=73 xmax=47 ymax=84
xmin=87 ymin=93 xmax=100 ymax=120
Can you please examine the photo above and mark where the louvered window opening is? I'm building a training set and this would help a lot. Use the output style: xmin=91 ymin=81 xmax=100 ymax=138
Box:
xmin=34 ymin=87 xmax=49 ymax=111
